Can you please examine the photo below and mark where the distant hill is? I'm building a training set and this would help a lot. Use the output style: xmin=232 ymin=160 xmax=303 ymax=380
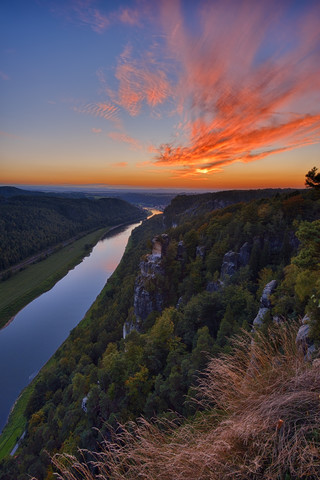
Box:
xmin=0 ymin=195 xmax=147 ymax=271
xmin=163 ymin=188 xmax=301 ymax=227
xmin=0 ymin=186 xmax=177 ymax=207
xmin=2 ymin=188 xmax=319 ymax=479
xmin=0 ymin=186 xmax=87 ymax=199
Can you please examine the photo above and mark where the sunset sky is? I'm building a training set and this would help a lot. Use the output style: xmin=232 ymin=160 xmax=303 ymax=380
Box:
xmin=1 ymin=0 xmax=319 ymax=190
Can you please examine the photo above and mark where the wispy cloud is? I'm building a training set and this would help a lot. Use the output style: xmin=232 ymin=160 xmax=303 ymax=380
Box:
xmin=150 ymin=0 xmax=320 ymax=177
xmin=91 ymin=127 xmax=102 ymax=133
xmin=108 ymin=131 xmax=142 ymax=150
xmin=102 ymin=0 xmax=320 ymax=178
xmin=51 ymin=0 xmax=141 ymax=33
xmin=74 ymin=102 xmax=120 ymax=123
xmin=118 ymin=7 xmax=141 ymax=26
xmin=111 ymin=161 xmax=128 ymax=167
xmin=106 ymin=44 xmax=172 ymax=117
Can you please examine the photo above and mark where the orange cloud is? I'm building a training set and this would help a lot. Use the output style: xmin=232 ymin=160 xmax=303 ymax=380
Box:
xmin=101 ymin=1 xmax=319 ymax=179
xmin=108 ymin=131 xmax=142 ymax=150
xmin=150 ymin=0 xmax=320 ymax=177
xmin=111 ymin=161 xmax=128 ymax=167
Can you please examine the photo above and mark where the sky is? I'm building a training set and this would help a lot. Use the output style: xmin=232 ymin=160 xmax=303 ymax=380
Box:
xmin=1 ymin=0 xmax=320 ymax=190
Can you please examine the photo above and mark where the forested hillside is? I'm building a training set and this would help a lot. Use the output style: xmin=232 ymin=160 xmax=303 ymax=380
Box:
xmin=0 ymin=195 xmax=146 ymax=271
xmin=0 ymin=187 xmax=319 ymax=479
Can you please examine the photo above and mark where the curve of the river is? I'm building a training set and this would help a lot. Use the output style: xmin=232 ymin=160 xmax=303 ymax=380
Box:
xmin=0 ymin=221 xmax=141 ymax=433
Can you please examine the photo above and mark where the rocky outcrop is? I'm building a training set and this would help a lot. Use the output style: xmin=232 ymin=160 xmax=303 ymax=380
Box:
xmin=220 ymin=251 xmax=240 ymax=280
xmin=134 ymin=283 xmax=163 ymax=323
xmin=252 ymin=280 xmax=277 ymax=329
xmin=220 ymin=242 xmax=252 ymax=282
xmin=124 ymin=234 xmax=169 ymax=338
xmin=196 ymin=245 xmax=206 ymax=259
xmin=296 ymin=314 xmax=316 ymax=360
xmin=206 ymin=242 xmax=251 ymax=291
xmin=260 ymin=280 xmax=277 ymax=308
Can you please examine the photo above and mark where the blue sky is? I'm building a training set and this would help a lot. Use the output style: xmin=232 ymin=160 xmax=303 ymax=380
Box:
xmin=1 ymin=0 xmax=319 ymax=189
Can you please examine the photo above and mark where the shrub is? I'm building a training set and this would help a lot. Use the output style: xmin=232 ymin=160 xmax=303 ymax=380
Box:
xmin=50 ymin=323 xmax=320 ymax=480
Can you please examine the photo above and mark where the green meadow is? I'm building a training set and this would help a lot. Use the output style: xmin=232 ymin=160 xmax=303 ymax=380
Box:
xmin=0 ymin=227 xmax=109 ymax=329
xmin=0 ymin=386 xmax=33 ymax=460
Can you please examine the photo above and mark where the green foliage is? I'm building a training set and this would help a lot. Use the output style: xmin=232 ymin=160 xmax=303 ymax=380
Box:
xmin=1 ymin=188 xmax=320 ymax=479
xmin=0 ymin=195 xmax=146 ymax=271
xmin=305 ymin=166 xmax=320 ymax=190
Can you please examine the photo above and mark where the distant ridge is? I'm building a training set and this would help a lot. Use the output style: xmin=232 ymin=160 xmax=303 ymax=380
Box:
xmin=0 ymin=186 xmax=87 ymax=199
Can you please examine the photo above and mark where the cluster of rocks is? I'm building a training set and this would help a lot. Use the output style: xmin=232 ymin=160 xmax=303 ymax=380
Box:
xmin=252 ymin=282 xmax=317 ymax=362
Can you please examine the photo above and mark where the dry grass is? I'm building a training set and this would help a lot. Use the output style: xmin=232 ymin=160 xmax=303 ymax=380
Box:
xmin=50 ymin=323 xmax=320 ymax=480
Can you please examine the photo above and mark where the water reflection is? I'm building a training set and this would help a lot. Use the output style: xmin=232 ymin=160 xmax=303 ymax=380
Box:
xmin=0 ymin=222 xmax=140 ymax=433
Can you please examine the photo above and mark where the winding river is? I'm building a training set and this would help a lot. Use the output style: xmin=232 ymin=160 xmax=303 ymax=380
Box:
xmin=0 ymin=221 xmax=142 ymax=433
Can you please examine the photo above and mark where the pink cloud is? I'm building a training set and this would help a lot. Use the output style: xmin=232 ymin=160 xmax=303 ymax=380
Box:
xmin=118 ymin=8 xmax=140 ymax=26
xmin=74 ymin=102 xmax=120 ymax=123
xmin=111 ymin=161 xmax=128 ymax=167
xmin=108 ymin=131 xmax=142 ymax=150
xmin=50 ymin=1 xmax=141 ymax=33
xmin=91 ymin=127 xmax=102 ymax=133
xmin=106 ymin=44 xmax=172 ymax=116
xmin=149 ymin=0 xmax=320 ymax=177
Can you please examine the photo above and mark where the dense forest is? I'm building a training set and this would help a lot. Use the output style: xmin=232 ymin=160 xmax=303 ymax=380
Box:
xmin=0 ymin=194 xmax=146 ymax=271
xmin=0 ymin=185 xmax=319 ymax=479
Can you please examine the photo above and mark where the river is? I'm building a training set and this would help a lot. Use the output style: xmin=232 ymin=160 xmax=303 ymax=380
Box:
xmin=0 ymin=221 xmax=142 ymax=433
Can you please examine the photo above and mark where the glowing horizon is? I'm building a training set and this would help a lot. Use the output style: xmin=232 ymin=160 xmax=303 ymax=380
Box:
xmin=1 ymin=0 xmax=319 ymax=189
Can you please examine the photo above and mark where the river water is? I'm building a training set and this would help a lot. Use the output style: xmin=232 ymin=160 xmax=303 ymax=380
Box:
xmin=0 ymin=221 xmax=141 ymax=433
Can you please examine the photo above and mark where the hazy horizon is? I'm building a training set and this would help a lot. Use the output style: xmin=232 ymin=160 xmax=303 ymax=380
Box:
xmin=1 ymin=0 xmax=319 ymax=189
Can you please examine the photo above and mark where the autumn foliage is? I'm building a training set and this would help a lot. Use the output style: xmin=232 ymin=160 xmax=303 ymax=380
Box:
xmin=51 ymin=323 xmax=320 ymax=480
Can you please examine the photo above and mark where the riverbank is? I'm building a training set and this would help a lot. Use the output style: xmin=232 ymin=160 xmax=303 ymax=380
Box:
xmin=0 ymin=227 xmax=111 ymax=329
xmin=0 ymin=384 xmax=33 ymax=460
xmin=0 ymin=220 xmax=145 ymax=460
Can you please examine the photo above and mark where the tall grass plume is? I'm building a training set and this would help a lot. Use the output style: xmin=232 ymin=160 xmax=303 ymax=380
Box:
xmin=50 ymin=322 xmax=320 ymax=479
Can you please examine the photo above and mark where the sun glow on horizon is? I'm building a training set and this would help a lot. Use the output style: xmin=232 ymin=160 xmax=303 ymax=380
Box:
xmin=1 ymin=0 xmax=319 ymax=189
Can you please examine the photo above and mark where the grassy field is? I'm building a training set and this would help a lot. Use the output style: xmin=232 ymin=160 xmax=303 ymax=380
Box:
xmin=0 ymin=227 xmax=109 ymax=329
xmin=0 ymin=385 xmax=34 ymax=460
xmin=0 ymin=228 xmax=112 ymax=459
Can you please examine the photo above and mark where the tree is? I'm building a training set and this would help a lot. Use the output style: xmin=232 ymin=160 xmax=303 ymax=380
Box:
xmin=305 ymin=166 xmax=320 ymax=190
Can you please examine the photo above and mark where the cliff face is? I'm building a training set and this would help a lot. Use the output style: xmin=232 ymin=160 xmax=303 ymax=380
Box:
xmin=124 ymin=234 xmax=169 ymax=337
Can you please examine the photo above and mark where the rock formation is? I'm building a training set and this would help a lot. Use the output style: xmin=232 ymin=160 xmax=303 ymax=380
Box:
xmin=252 ymin=280 xmax=277 ymax=329
xmin=296 ymin=314 xmax=316 ymax=360
xmin=123 ymin=235 xmax=169 ymax=338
